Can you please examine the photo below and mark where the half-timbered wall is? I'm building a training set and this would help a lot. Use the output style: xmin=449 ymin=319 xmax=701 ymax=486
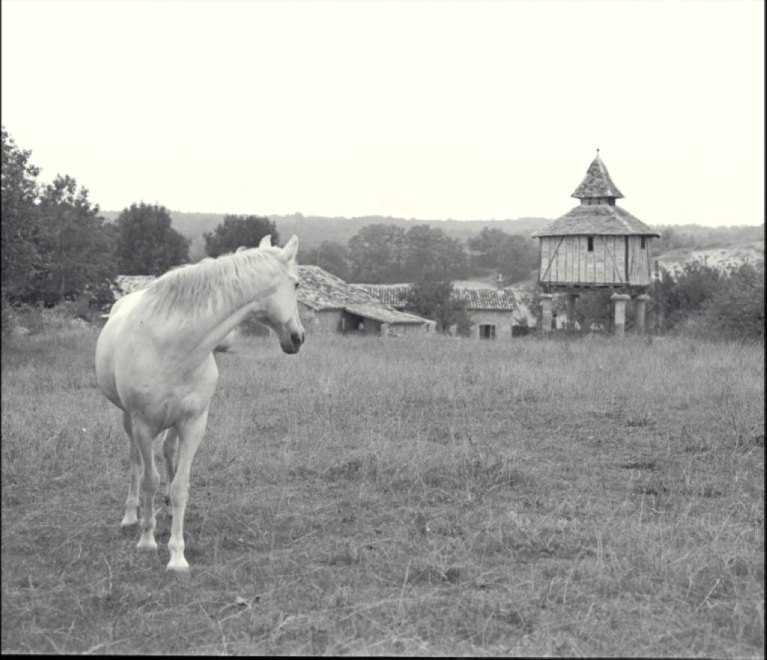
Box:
xmin=626 ymin=236 xmax=653 ymax=285
xmin=539 ymin=235 xmax=653 ymax=286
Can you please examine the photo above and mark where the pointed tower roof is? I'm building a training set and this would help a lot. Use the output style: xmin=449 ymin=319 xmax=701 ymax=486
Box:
xmin=571 ymin=150 xmax=624 ymax=199
xmin=532 ymin=151 xmax=660 ymax=237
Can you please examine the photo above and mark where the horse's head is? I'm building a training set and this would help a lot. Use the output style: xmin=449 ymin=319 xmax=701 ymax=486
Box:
xmin=254 ymin=234 xmax=305 ymax=354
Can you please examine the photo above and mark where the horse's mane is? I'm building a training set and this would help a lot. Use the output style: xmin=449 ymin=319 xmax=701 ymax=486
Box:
xmin=142 ymin=248 xmax=284 ymax=318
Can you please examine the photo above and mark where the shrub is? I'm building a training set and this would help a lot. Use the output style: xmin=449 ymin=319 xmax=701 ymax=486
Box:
xmin=655 ymin=259 xmax=723 ymax=331
xmin=1 ymin=295 xmax=17 ymax=336
xmin=686 ymin=262 xmax=764 ymax=341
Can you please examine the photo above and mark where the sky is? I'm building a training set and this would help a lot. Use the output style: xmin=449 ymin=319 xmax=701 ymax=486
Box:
xmin=1 ymin=0 xmax=764 ymax=227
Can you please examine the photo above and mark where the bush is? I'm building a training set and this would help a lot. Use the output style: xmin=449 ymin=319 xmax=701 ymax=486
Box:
xmin=1 ymin=295 xmax=17 ymax=336
xmin=4 ymin=302 xmax=45 ymax=335
xmin=685 ymin=263 xmax=764 ymax=341
xmin=655 ymin=260 xmax=723 ymax=331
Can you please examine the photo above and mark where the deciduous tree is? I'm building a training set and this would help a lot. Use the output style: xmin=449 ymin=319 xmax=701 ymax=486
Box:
xmin=402 ymin=225 xmax=468 ymax=282
xmin=403 ymin=279 xmax=471 ymax=335
xmin=115 ymin=203 xmax=190 ymax=275
xmin=1 ymin=127 xmax=43 ymax=297
xmin=204 ymin=215 xmax=278 ymax=257
xmin=468 ymin=227 xmax=536 ymax=284
xmin=311 ymin=240 xmax=350 ymax=280
xmin=31 ymin=175 xmax=117 ymax=305
xmin=348 ymin=224 xmax=406 ymax=283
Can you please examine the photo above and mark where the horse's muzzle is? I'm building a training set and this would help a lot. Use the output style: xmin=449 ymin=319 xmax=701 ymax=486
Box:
xmin=281 ymin=331 xmax=305 ymax=354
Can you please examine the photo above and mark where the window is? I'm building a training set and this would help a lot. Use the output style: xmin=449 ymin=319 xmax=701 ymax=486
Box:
xmin=641 ymin=236 xmax=646 ymax=249
xmin=587 ymin=236 xmax=594 ymax=252
xmin=479 ymin=324 xmax=496 ymax=340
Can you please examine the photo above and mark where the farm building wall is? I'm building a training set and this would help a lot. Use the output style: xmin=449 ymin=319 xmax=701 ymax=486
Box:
xmin=539 ymin=235 xmax=653 ymax=286
xmin=465 ymin=310 xmax=515 ymax=340
xmin=299 ymin=304 xmax=342 ymax=333
xmin=341 ymin=310 xmax=382 ymax=335
xmin=298 ymin=303 xmax=428 ymax=337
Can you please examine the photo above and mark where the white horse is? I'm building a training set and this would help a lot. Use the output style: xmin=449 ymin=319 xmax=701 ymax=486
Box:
xmin=95 ymin=234 xmax=305 ymax=572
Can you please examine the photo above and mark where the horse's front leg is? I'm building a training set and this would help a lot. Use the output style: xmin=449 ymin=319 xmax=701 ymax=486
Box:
xmin=162 ymin=428 xmax=179 ymax=517
xmin=166 ymin=408 xmax=209 ymax=572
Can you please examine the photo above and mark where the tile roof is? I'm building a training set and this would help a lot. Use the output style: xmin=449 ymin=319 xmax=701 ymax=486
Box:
xmin=571 ymin=154 xmax=624 ymax=199
xmin=454 ymin=287 xmax=517 ymax=311
xmin=298 ymin=265 xmax=382 ymax=310
xmin=357 ymin=284 xmax=518 ymax=311
xmin=344 ymin=303 xmax=429 ymax=325
xmin=533 ymin=204 xmax=660 ymax=237
xmin=355 ymin=284 xmax=410 ymax=308
xmin=298 ymin=266 xmax=429 ymax=325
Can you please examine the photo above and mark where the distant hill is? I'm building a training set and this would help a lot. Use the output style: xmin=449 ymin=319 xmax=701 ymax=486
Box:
xmin=271 ymin=213 xmax=552 ymax=248
xmin=100 ymin=209 xmax=763 ymax=272
xmin=100 ymin=210 xmax=552 ymax=249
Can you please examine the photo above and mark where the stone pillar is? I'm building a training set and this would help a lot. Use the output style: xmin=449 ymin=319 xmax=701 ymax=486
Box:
xmin=540 ymin=294 xmax=553 ymax=333
xmin=566 ymin=293 xmax=578 ymax=332
xmin=634 ymin=294 xmax=651 ymax=335
xmin=610 ymin=293 xmax=631 ymax=338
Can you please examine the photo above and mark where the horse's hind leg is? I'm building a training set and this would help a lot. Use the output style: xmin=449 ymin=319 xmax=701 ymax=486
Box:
xmin=120 ymin=412 xmax=140 ymax=528
xmin=162 ymin=428 xmax=179 ymax=517
xmin=131 ymin=415 xmax=162 ymax=551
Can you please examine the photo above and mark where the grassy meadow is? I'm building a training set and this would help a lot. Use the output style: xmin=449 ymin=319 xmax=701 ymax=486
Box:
xmin=1 ymin=324 xmax=764 ymax=656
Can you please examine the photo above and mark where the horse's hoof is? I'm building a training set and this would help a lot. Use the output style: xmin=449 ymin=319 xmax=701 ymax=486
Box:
xmin=136 ymin=537 xmax=158 ymax=552
xmin=166 ymin=563 xmax=191 ymax=576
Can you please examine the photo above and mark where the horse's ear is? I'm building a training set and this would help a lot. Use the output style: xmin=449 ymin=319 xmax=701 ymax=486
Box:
xmin=282 ymin=234 xmax=299 ymax=261
xmin=259 ymin=235 xmax=272 ymax=249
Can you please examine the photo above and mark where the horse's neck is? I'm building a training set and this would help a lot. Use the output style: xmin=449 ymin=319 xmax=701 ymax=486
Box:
xmin=154 ymin=258 xmax=279 ymax=359
xmin=190 ymin=301 xmax=261 ymax=359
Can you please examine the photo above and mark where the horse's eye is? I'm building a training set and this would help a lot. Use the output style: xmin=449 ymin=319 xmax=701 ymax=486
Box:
xmin=295 ymin=282 xmax=300 ymax=290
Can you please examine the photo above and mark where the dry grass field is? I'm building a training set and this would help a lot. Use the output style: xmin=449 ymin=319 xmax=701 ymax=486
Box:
xmin=1 ymin=326 xmax=764 ymax=656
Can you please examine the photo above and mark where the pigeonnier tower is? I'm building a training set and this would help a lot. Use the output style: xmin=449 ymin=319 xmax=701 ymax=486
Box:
xmin=533 ymin=151 xmax=660 ymax=336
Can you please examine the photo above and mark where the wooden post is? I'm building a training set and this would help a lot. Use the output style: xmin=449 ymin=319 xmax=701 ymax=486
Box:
xmin=540 ymin=294 xmax=553 ymax=333
xmin=634 ymin=294 xmax=650 ymax=335
xmin=566 ymin=293 xmax=578 ymax=332
xmin=610 ymin=293 xmax=630 ymax=338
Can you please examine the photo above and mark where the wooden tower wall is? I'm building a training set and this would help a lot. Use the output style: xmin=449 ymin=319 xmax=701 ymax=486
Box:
xmin=539 ymin=235 xmax=653 ymax=287
xmin=626 ymin=236 xmax=653 ymax=286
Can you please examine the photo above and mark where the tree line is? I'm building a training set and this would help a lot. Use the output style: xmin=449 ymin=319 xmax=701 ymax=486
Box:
xmin=312 ymin=225 xmax=538 ymax=285
xmin=2 ymin=127 xmax=539 ymax=311
xmin=1 ymin=128 xmax=280 ymax=310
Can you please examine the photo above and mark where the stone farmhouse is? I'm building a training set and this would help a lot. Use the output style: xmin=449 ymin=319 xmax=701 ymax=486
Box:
xmin=297 ymin=266 xmax=434 ymax=336
xmin=357 ymin=284 xmax=536 ymax=339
